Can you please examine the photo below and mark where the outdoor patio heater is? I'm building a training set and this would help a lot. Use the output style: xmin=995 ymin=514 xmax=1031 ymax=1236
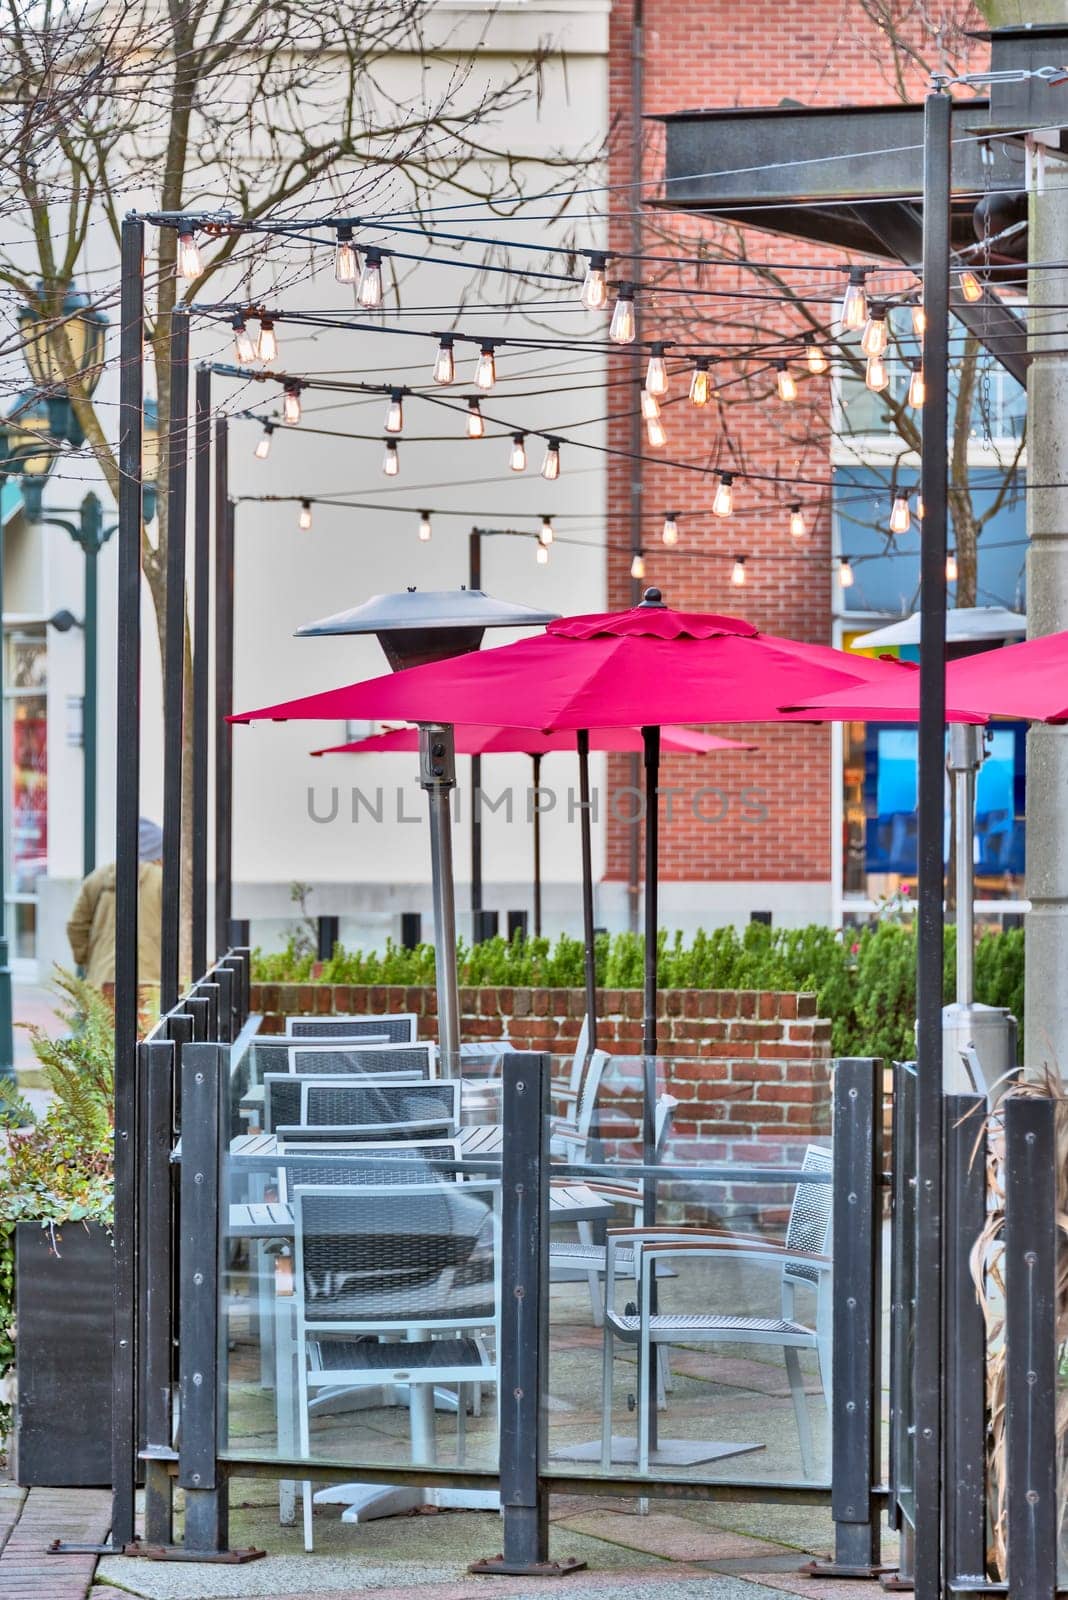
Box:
xmin=296 ymin=587 xmax=558 ymax=1075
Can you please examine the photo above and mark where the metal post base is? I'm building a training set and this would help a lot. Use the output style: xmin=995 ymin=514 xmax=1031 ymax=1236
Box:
xmin=469 ymin=1555 xmax=588 ymax=1578
xmin=878 ymin=1573 xmax=914 ymax=1592
xmin=803 ymin=1557 xmax=896 ymax=1580
xmin=121 ymin=1541 xmax=267 ymax=1564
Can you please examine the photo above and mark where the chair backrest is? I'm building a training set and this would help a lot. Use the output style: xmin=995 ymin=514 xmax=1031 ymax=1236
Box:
xmin=273 ymin=1078 xmax=462 ymax=1139
xmin=285 ymin=1043 xmax=434 ymax=1079
xmin=277 ymin=1139 xmax=462 ymax=1201
xmin=287 ymin=1014 xmax=418 ymax=1043
xmin=783 ymin=1144 xmax=834 ymax=1289
xmin=263 ymin=1071 xmax=424 ymax=1133
xmin=251 ymin=1034 xmax=387 ymax=1081
xmin=293 ymin=1179 xmax=499 ymax=1330
xmin=566 ymin=1015 xmax=590 ymax=1099
xmin=574 ymin=1049 xmax=611 ymax=1144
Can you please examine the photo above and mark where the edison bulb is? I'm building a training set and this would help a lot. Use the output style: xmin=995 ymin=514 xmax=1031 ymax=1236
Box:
xmin=960 ymin=270 xmax=983 ymax=303
xmin=334 ymin=233 xmax=359 ymax=284
xmin=838 ymin=558 xmax=855 ymax=589
xmin=581 ymin=254 xmax=608 ymax=311
xmin=282 ymin=385 xmax=302 ymax=426
xmin=646 ymin=413 xmax=667 ymax=448
xmin=689 ymin=360 xmax=711 ymax=405
xmin=419 ymin=512 xmax=432 ymax=543
xmin=382 ymin=440 xmax=399 ymax=476
xmin=358 ymin=250 xmax=384 ymax=308
xmin=541 ymin=439 xmax=561 ymax=480
xmin=912 ymin=300 xmax=927 ymax=337
xmin=804 ymin=336 xmax=829 ymax=376
xmin=384 ymin=391 xmax=404 ymax=434
xmin=641 ymin=390 xmax=660 ymax=421
xmin=645 ymin=346 xmax=668 ymax=396
xmin=510 ymin=434 xmax=527 ymax=472
xmin=476 ymin=344 xmax=496 ymax=390
xmin=609 ymin=285 xmax=636 ymax=344
xmin=232 ymin=316 xmax=256 ymax=364
xmin=254 ymin=426 xmax=273 ymax=461
xmin=176 ymin=231 xmax=202 ymax=279
xmin=539 ymin=516 xmax=554 ymax=546
xmin=789 ymin=504 xmax=806 ymax=541
xmin=630 ymin=552 xmax=645 ymax=580
xmin=889 ymin=494 xmax=911 ymax=535
xmin=908 ymin=365 xmax=925 ymax=408
xmin=865 ymin=353 xmax=889 ymax=393
xmin=861 ymin=310 xmax=888 ymax=358
xmin=298 ymin=500 xmax=312 ymax=531
xmin=536 ymin=542 xmax=550 ymax=566
xmin=257 ymin=318 xmax=278 ymax=362
xmin=946 ymin=550 xmax=958 ymax=583
xmin=467 ymin=400 xmax=484 ymax=440
xmin=713 ymin=474 xmax=734 ymax=517
xmin=839 ymin=269 xmax=867 ymax=332
xmin=776 ymin=363 xmax=797 ymax=403
xmin=730 ymin=556 xmax=747 ymax=588
xmin=662 ymin=513 xmax=679 ymax=546
xmin=433 ymin=337 xmax=455 ymax=385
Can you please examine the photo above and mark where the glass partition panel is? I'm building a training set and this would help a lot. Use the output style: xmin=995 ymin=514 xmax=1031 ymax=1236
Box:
xmin=220 ymin=1096 xmax=502 ymax=1479
xmin=543 ymin=1053 xmax=834 ymax=1488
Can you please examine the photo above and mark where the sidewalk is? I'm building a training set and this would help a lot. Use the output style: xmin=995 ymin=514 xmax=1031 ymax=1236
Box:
xmin=0 ymin=1486 xmax=109 ymax=1599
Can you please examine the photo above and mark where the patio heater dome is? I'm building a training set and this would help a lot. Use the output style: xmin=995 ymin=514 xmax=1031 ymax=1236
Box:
xmin=296 ymin=586 xmax=560 ymax=671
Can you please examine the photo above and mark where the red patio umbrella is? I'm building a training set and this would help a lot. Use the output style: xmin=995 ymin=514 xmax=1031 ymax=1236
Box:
xmin=234 ymin=589 xmax=910 ymax=1054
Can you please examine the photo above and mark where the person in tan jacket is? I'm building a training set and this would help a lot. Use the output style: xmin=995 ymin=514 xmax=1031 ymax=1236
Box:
xmin=67 ymin=818 xmax=163 ymax=988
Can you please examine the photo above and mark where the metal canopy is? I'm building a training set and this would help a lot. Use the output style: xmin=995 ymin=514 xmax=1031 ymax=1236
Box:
xmin=297 ymin=585 xmax=559 ymax=670
xmin=654 ymin=98 xmax=1033 ymax=382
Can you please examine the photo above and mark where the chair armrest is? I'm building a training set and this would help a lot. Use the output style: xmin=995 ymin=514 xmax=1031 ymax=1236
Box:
xmin=639 ymin=1240 xmax=832 ymax=1271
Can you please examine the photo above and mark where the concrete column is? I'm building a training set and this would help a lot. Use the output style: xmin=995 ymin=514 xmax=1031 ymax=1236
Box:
xmin=1025 ymin=163 xmax=1068 ymax=1073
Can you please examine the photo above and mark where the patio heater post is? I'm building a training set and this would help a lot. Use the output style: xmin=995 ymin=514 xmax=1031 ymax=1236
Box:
xmin=192 ymin=365 xmax=212 ymax=979
xmin=420 ymin=723 xmax=461 ymax=1076
xmin=112 ymin=212 xmax=145 ymax=1551
xmin=913 ymin=85 xmax=951 ymax=1600
xmin=214 ymin=425 xmax=233 ymax=959
xmin=576 ymin=731 xmax=597 ymax=1057
xmin=161 ymin=307 xmax=190 ymax=1013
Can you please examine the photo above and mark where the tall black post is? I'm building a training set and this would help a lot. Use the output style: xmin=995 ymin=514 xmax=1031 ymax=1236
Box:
xmin=112 ymin=212 xmax=145 ymax=1550
xmin=531 ymin=752 xmax=543 ymax=937
xmin=641 ymin=724 xmax=660 ymax=1056
xmin=913 ymin=86 xmax=951 ymax=1600
xmin=192 ymin=366 xmax=211 ymax=979
xmin=576 ymin=732 xmax=597 ymax=1058
xmin=468 ymin=529 xmax=482 ymax=922
xmin=162 ymin=308 xmax=189 ymax=1012
xmin=214 ymin=424 xmax=232 ymax=959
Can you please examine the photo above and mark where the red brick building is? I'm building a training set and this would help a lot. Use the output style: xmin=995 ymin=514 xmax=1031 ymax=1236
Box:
xmin=599 ymin=0 xmax=987 ymax=931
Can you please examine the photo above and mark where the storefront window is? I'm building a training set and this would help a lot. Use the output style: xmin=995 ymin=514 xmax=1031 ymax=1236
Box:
xmin=6 ymin=631 xmax=47 ymax=959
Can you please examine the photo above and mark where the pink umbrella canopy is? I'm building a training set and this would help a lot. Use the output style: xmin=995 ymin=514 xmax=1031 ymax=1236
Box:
xmin=232 ymin=593 xmax=920 ymax=730
xmin=311 ymin=724 xmax=755 ymax=757
xmin=782 ymin=632 xmax=1068 ymax=722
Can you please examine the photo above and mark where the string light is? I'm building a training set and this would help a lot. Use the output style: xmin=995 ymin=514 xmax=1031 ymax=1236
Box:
xmin=384 ymin=388 xmax=404 ymax=434
xmin=580 ymin=252 xmax=609 ymax=311
xmin=662 ymin=512 xmax=679 ymax=546
xmin=541 ymin=437 xmax=562 ymax=480
xmin=231 ymin=314 xmax=256 ymax=365
xmin=839 ymin=267 xmax=867 ymax=332
xmin=476 ymin=342 xmax=497 ymax=391
xmin=609 ymin=282 xmax=636 ymax=344
xmin=730 ymin=554 xmax=747 ymax=588
xmin=889 ymin=493 xmax=911 ymax=535
xmin=510 ymin=433 xmax=527 ymax=472
xmin=912 ymin=298 xmax=926 ymax=337
xmin=382 ymin=438 xmax=399 ymax=476
xmin=838 ymin=557 xmax=855 ymax=589
xmin=908 ymin=362 xmax=925 ymax=409
xmin=775 ymin=361 xmax=797 ymax=403
xmin=298 ymin=499 xmax=313 ymax=531
xmin=645 ymin=342 xmax=669 ymax=397
xmin=789 ymin=503 xmax=806 ymax=541
xmin=860 ymin=304 xmax=888 ymax=358
xmin=803 ymin=335 xmax=829 ymax=376
xmin=433 ymin=335 xmax=455 ymax=385
xmin=176 ymin=229 xmax=203 ymax=279
xmin=257 ymin=315 xmax=278 ymax=362
xmin=466 ymin=398 xmax=485 ymax=439
xmin=254 ymin=422 xmax=274 ymax=460
xmin=282 ymin=380 xmax=302 ymax=426
xmin=946 ymin=548 xmax=958 ymax=583
xmin=539 ymin=515 xmax=554 ymax=546
xmin=536 ymin=542 xmax=550 ymax=566
xmin=865 ymin=353 xmax=889 ymax=393
xmin=419 ymin=511 xmax=432 ymax=543
xmin=915 ymin=493 xmax=925 ymax=521
xmin=630 ymin=551 xmax=645 ymax=580
xmin=712 ymin=473 xmax=734 ymax=518
xmin=689 ymin=358 xmax=711 ymax=406
xmin=640 ymin=391 xmax=660 ymax=421
xmin=959 ymin=269 xmax=983 ymax=303
xmin=334 ymin=224 xmax=359 ymax=285
xmin=358 ymin=247 xmax=384 ymax=309
xmin=646 ymin=412 xmax=667 ymax=448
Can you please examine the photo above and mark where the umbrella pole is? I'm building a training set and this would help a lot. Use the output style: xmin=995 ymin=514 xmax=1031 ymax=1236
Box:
xmin=642 ymin=725 xmax=660 ymax=1055
xmin=419 ymin=723 xmax=461 ymax=1077
xmin=532 ymin=753 xmax=543 ymax=938
xmin=577 ymin=731 xmax=597 ymax=1059
xmin=948 ymin=725 xmax=983 ymax=1006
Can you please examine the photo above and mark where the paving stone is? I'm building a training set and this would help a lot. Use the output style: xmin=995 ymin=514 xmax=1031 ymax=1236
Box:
xmin=556 ymin=1511 xmax=787 ymax=1564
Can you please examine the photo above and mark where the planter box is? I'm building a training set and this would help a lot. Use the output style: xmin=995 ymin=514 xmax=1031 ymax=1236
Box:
xmin=14 ymin=1220 xmax=113 ymax=1487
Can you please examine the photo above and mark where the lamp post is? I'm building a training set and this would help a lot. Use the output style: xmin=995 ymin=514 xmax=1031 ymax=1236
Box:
xmin=17 ymin=282 xmax=107 ymax=446
xmin=20 ymin=400 xmax=159 ymax=880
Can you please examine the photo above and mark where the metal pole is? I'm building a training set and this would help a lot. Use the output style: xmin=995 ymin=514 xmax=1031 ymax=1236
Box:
xmin=641 ymin=724 xmax=660 ymax=1056
xmin=531 ymin=753 xmax=542 ymax=937
xmin=112 ymin=211 xmax=145 ymax=1550
xmin=192 ymin=366 xmax=211 ymax=979
xmin=0 ymin=499 xmax=14 ymax=1084
xmin=161 ymin=308 xmax=189 ymax=1012
xmin=82 ymin=505 xmax=100 ymax=880
xmin=625 ymin=0 xmax=645 ymax=939
xmin=913 ymin=86 xmax=951 ymax=1600
xmin=420 ymin=723 xmax=460 ymax=1076
xmin=944 ymin=1091 xmax=987 ymax=1587
xmin=576 ymin=732 xmax=597 ymax=1058
xmin=214 ymin=420 xmax=232 ymax=959
xmin=468 ymin=530 xmax=482 ymax=925
xmin=948 ymin=725 xmax=982 ymax=1005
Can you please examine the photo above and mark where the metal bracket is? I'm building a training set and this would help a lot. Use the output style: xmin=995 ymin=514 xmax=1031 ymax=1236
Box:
xmin=802 ymin=1557 xmax=897 ymax=1580
xmin=878 ymin=1570 xmax=915 ymax=1592
xmin=121 ymin=1540 xmax=266 ymax=1563
xmin=468 ymin=1555 xmax=588 ymax=1578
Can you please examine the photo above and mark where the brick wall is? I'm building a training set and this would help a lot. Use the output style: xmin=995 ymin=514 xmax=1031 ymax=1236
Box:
xmin=601 ymin=1 xmax=988 ymax=889
xmin=250 ymin=981 xmax=833 ymax=1142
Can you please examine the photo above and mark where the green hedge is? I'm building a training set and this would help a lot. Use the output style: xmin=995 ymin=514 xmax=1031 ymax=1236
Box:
xmin=252 ymin=921 xmax=1025 ymax=1063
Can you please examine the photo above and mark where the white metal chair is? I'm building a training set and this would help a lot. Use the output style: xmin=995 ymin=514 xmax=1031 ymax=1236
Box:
xmin=266 ymin=1077 xmax=460 ymax=1139
xmin=293 ymin=1179 xmax=500 ymax=1550
xmin=600 ymin=1144 xmax=834 ymax=1478
xmin=287 ymin=1013 xmax=419 ymax=1043
xmin=285 ymin=1042 xmax=435 ymax=1079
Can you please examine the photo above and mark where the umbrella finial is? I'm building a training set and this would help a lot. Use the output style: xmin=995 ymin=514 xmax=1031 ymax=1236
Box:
xmin=639 ymin=587 xmax=666 ymax=608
